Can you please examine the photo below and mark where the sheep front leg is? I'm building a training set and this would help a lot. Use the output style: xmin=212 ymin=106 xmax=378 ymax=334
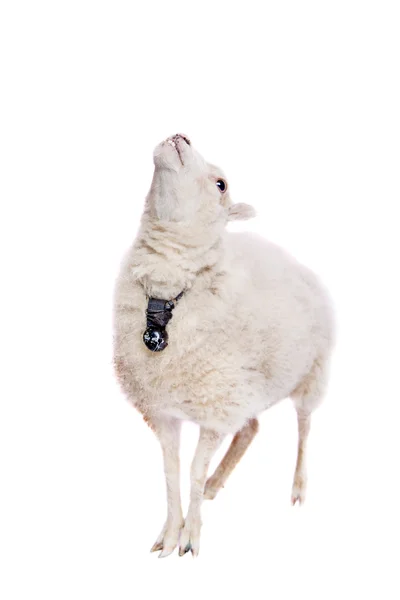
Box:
xmin=179 ymin=427 xmax=224 ymax=557
xmin=148 ymin=416 xmax=184 ymax=558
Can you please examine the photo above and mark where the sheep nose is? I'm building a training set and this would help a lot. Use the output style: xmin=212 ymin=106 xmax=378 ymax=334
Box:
xmin=174 ymin=133 xmax=191 ymax=146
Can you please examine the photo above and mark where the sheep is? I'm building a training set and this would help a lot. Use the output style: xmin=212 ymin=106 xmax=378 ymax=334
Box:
xmin=113 ymin=133 xmax=335 ymax=558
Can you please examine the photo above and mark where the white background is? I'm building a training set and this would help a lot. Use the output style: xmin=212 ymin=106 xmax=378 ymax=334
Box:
xmin=1 ymin=1 xmax=399 ymax=598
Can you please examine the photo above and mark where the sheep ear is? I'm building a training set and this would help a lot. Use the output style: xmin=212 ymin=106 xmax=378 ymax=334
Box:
xmin=228 ymin=203 xmax=256 ymax=221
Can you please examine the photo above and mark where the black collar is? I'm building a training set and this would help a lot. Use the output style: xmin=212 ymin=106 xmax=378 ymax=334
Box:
xmin=142 ymin=291 xmax=184 ymax=352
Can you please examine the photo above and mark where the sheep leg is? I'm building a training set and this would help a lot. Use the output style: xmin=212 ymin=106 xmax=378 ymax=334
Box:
xmin=290 ymin=354 xmax=328 ymax=505
xmin=291 ymin=408 xmax=311 ymax=505
xmin=204 ymin=418 xmax=259 ymax=500
xmin=147 ymin=416 xmax=184 ymax=557
xmin=179 ymin=427 xmax=224 ymax=557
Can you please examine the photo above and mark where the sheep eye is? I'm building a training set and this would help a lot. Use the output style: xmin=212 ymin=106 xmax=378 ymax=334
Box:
xmin=216 ymin=179 xmax=227 ymax=193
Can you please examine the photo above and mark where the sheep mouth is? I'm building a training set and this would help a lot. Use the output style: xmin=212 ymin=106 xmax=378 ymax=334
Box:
xmin=165 ymin=134 xmax=191 ymax=166
xmin=179 ymin=134 xmax=191 ymax=146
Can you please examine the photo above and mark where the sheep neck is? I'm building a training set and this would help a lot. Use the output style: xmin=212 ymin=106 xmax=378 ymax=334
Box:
xmin=133 ymin=216 xmax=225 ymax=299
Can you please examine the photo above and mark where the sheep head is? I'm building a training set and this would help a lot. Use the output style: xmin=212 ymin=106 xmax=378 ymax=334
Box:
xmin=147 ymin=134 xmax=256 ymax=225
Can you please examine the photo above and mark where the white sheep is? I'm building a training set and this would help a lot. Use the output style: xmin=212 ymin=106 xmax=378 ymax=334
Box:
xmin=113 ymin=134 xmax=335 ymax=558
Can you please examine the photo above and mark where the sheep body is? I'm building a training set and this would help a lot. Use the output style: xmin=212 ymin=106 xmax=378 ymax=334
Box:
xmin=114 ymin=228 xmax=333 ymax=434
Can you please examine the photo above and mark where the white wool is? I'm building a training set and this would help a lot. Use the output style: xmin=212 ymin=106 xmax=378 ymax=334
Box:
xmin=113 ymin=134 xmax=335 ymax=556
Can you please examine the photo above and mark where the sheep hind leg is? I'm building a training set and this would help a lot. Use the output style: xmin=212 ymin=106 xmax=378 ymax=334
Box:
xmin=204 ymin=418 xmax=259 ymax=500
xmin=290 ymin=355 xmax=328 ymax=505
xmin=291 ymin=408 xmax=311 ymax=505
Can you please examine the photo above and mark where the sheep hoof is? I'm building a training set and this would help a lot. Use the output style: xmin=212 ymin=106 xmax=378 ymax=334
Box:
xmin=179 ymin=521 xmax=200 ymax=557
xmin=179 ymin=543 xmax=192 ymax=556
xmin=291 ymin=482 xmax=306 ymax=506
xmin=204 ymin=476 xmax=221 ymax=500
xmin=204 ymin=485 xmax=218 ymax=500
xmin=150 ymin=541 xmax=163 ymax=553
xmin=158 ymin=547 xmax=175 ymax=558
xmin=151 ymin=519 xmax=184 ymax=557
xmin=291 ymin=495 xmax=303 ymax=506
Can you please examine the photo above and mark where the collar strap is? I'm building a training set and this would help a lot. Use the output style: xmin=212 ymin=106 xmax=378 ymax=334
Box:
xmin=143 ymin=291 xmax=184 ymax=352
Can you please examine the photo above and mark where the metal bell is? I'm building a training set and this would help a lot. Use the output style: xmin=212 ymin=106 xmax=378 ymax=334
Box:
xmin=143 ymin=327 xmax=168 ymax=352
